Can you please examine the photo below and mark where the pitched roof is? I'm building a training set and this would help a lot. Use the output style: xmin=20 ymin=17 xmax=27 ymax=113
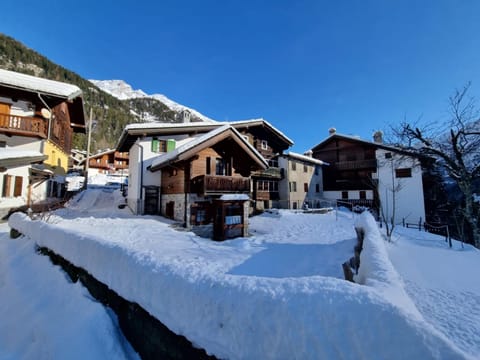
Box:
xmin=116 ymin=118 xmax=293 ymax=151
xmin=282 ymin=151 xmax=328 ymax=166
xmin=0 ymin=149 xmax=47 ymax=168
xmin=0 ymin=69 xmax=83 ymax=100
xmin=149 ymin=125 xmax=268 ymax=171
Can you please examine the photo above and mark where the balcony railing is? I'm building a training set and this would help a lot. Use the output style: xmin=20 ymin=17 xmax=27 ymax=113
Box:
xmin=252 ymin=167 xmax=283 ymax=179
xmin=334 ymin=159 xmax=377 ymax=170
xmin=191 ymin=175 xmax=250 ymax=195
xmin=0 ymin=113 xmax=47 ymax=138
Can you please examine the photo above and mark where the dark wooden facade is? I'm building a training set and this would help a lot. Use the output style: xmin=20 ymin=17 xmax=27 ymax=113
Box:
xmin=160 ymin=147 xmax=250 ymax=196
xmin=88 ymin=150 xmax=129 ymax=173
xmin=312 ymin=136 xmax=378 ymax=191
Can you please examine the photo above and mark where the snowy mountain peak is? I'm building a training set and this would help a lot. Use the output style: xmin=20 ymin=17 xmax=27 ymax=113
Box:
xmin=89 ymin=79 xmax=148 ymax=100
xmin=89 ymin=79 xmax=216 ymax=123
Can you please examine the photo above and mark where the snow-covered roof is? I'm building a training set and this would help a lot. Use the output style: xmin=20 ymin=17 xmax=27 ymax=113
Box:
xmin=0 ymin=149 xmax=44 ymax=161
xmin=0 ymin=69 xmax=83 ymax=100
xmin=124 ymin=121 xmax=219 ymax=131
xmin=283 ymin=151 xmax=328 ymax=166
xmin=310 ymin=132 xmax=421 ymax=157
xmin=150 ymin=125 xmax=268 ymax=171
xmin=227 ymin=118 xmax=294 ymax=145
xmin=0 ymin=149 xmax=46 ymax=168
xmin=219 ymin=194 xmax=250 ymax=201
xmin=118 ymin=118 xmax=293 ymax=152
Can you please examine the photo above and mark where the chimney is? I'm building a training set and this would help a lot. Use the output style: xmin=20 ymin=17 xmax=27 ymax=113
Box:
xmin=328 ymin=127 xmax=336 ymax=136
xmin=373 ymin=130 xmax=383 ymax=143
xmin=304 ymin=150 xmax=313 ymax=157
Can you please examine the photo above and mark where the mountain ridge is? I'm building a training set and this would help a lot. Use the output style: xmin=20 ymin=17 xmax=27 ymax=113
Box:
xmin=0 ymin=33 xmax=212 ymax=151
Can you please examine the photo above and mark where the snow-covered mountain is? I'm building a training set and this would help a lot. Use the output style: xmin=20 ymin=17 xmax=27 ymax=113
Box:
xmin=90 ymin=79 xmax=216 ymax=123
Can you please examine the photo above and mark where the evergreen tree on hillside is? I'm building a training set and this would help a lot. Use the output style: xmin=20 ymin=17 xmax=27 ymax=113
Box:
xmin=0 ymin=33 xmax=181 ymax=152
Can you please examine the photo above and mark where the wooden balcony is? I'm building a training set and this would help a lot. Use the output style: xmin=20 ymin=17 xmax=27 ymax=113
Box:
xmin=334 ymin=159 xmax=377 ymax=170
xmin=191 ymin=175 xmax=250 ymax=195
xmin=252 ymin=167 xmax=283 ymax=179
xmin=0 ymin=113 xmax=47 ymax=138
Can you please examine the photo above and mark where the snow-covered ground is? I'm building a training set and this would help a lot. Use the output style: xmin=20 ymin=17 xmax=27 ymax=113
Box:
xmin=1 ymin=186 xmax=479 ymax=359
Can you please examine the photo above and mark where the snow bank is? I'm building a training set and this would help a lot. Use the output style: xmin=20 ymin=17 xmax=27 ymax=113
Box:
xmin=0 ymin=225 xmax=136 ymax=360
xmin=8 ymin=211 xmax=469 ymax=359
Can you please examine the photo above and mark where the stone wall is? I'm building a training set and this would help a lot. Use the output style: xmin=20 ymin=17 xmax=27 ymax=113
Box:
xmin=37 ymin=246 xmax=215 ymax=360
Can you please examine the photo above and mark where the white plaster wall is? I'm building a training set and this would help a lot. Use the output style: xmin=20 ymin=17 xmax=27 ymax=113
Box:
xmin=376 ymin=149 xmax=426 ymax=224
xmin=0 ymin=165 xmax=30 ymax=203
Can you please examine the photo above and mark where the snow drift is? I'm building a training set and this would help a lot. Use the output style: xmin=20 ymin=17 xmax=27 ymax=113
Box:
xmin=8 ymin=205 xmax=468 ymax=360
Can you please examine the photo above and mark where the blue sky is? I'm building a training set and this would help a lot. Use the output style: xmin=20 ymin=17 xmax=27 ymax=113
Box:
xmin=3 ymin=0 xmax=480 ymax=152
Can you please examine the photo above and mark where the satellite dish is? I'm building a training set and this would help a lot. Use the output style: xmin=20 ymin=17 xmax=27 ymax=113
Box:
xmin=41 ymin=108 xmax=51 ymax=119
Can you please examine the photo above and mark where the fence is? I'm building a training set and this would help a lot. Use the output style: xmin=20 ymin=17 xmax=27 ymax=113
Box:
xmin=403 ymin=218 xmax=454 ymax=248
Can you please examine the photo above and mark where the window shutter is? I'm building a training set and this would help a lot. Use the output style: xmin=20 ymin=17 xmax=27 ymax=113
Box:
xmin=2 ymin=174 xmax=12 ymax=197
xmin=151 ymin=138 xmax=159 ymax=152
xmin=14 ymin=176 xmax=23 ymax=197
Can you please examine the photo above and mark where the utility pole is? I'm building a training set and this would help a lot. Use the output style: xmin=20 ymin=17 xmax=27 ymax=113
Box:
xmin=84 ymin=107 xmax=93 ymax=189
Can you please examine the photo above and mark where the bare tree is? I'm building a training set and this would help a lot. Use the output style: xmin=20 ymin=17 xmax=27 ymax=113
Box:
xmin=393 ymin=83 xmax=480 ymax=247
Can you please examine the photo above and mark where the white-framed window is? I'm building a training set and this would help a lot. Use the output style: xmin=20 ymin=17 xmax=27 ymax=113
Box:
xmin=261 ymin=140 xmax=268 ymax=150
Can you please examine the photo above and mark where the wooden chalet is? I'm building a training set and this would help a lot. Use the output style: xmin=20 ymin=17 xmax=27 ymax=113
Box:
xmin=147 ymin=125 xmax=267 ymax=239
xmin=0 ymin=69 xmax=85 ymax=213
xmin=116 ymin=118 xmax=293 ymax=223
xmin=86 ymin=149 xmax=129 ymax=175
xmin=310 ymin=129 xmax=427 ymax=223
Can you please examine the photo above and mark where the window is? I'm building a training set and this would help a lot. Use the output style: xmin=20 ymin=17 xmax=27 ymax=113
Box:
xmin=291 ymin=161 xmax=296 ymax=171
xmin=242 ymin=135 xmax=249 ymax=142
xmin=385 ymin=152 xmax=392 ymax=159
xmin=289 ymin=181 xmax=297 ymax=192
xmin=304 ymin=183 xmax=308 ymax=192
xmin=359 ymin=190 xmax=366 ymax=199
xmin=303 ymin=164 xmax=308 ymax=173
xmin=216 ymin=158 xmax=231 ymax=176
xmin=395 ymin=168 xmax=412 ymax=178
xmin=216 ymin=158 xmax=225 ymax=176
xmin=268 ymin=159 xmax=278 ymax=167
xmin=342 ymin=191 xmax=349 ymax=199
xmin=206 ymin=157 xmax=211 ymax=175
xmin=261 ymin=140 xmax=268 ymax=150
xmin=315 ymin=184 xmax=320 ymax=193
xmin=151 ymin=138 xmax=167 ymax=153
xmin=196 ymin=209 xmax=206 ymax=223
